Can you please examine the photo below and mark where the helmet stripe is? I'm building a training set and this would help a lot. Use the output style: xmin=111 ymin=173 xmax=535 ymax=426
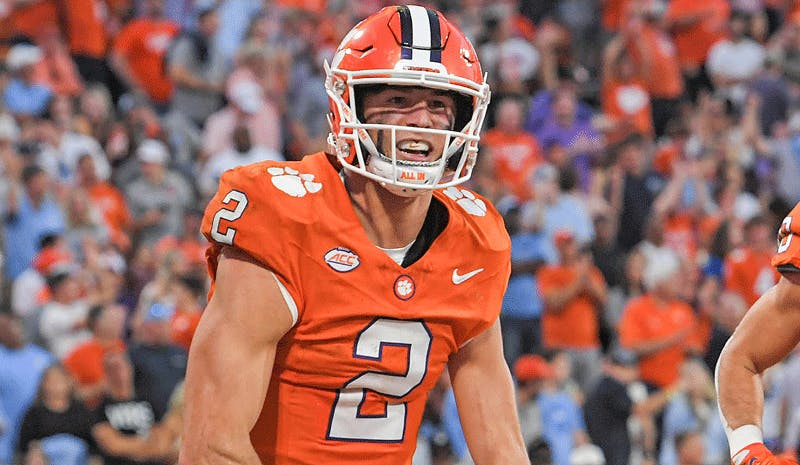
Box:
xmin=426 ymin=8 xmax=442 ymax=63
xmin=407 ymin=5 xmax=431 ymax=63
xmin=397 ymin=5 xmax=413 ymax=60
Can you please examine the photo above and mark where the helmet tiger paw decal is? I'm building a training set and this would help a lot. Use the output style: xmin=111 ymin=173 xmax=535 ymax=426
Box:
xmin=443 ymin=187 xmax=487 ymax=216
xmin=268 ymin=167 xmax=323 ymax=197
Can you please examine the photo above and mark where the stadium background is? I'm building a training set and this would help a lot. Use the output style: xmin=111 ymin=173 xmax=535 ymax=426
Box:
xmin=0 ymin=0 xmax=799 ymax=464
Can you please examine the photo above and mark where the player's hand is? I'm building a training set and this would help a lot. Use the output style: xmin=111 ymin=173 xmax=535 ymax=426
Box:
xmin=732 ymin=443 xmax=800 ymax=465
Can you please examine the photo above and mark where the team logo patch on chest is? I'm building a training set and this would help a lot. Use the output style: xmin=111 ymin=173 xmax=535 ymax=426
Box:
xmin=393 ymin=275 xmax=416 ymax=301
xmin=324 ymin=247 xmax=360 ymax=272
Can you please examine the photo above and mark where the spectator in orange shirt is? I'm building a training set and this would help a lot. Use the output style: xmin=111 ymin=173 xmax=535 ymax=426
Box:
xmin=723 ymin=215 xmax=781 ymax=307
xmin=7 ymin=0 xmax=59 ymax=41
xmin=110 ymin=0 xmax=179 ymax=109
xmin=538 ymin=230 xmax=608 ymax=393
xmin=482 ymin=97 xmax=543 ymax=201
xmin=652 ymin=120 xmax=691 ymax=178
xmin=650 ymin=158 xmax=715 ymax=263
xmin=168 ymin=274 xmax=204 ymax=351
xmin=601 ymin=32 xmax=653 ymax=143
xmin=62 ymin=303 xmax=126 ymax=406
xmin=153 ymin=207 xmax=206 ymax=269
xmin=61 ymin=0 xmax=114 ymax=86
xmin=601 ymin=0 xmax=633 ymax=32
xmin=275 ymin=0 xmax=326 ymax=15
xmin=635 ymin=5 xmax=686 ymax=137
xmin=618 ymin=251 xmax=698 ymax=388
xmin=663 ymin=0 xmax=730 ymax=101
xmin=75 ymin=154 xmax=132 ymax=252
xmin=31 ymin=25 xmax=84 ymax=97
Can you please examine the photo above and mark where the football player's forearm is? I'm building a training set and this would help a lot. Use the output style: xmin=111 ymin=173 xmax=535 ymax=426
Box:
xmin=449 ymin=322 xmax=528 ymax=465
xmin=180 ymin=354 xmax=267 ymax=465
xmin=717 ymin=344 xmax=763 ymax=429
xmin=180 ymin=343 xmax=272 ymax=465
xmin=458 ymin=376 xmax=528 ymax=465
xmin=715 ymin=281 xmax=800 ymax=431
xmin=181 ymin=443 xmax=262 ymax=465
xmin=180 ymin=304 xmax=279 ymax=465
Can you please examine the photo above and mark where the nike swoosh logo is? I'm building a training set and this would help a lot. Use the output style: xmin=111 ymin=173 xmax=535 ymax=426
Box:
xmin=731 ymin=450 xmax=751 ymax=465
xmin=452 ymin=268 xmax=484 ymax=284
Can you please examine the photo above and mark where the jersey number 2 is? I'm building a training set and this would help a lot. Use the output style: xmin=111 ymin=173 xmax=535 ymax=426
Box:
xmin=327 ymin=318 xmax=432 ymax=443
xmin=211 ymin=190 xmax=248 ymax=245
xmin=778 ymin=216 xmax=793 ymax=254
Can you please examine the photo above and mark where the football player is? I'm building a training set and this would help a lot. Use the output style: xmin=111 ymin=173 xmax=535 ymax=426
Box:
xmin=717 ymin=205 xmax=800 ymax=465
xmin=180 ymin=5 xmax=528 ymax=465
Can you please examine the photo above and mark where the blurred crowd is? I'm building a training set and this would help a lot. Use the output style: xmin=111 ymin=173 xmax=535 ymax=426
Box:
xmin=2 ymin=0 xmax=800 ymax=464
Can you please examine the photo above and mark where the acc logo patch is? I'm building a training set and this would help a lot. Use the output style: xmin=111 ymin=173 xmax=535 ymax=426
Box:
xmin=324 ymin=247 xmax=360 ymax=272
xmin=393 ymin=275 xmax=416 ymax=301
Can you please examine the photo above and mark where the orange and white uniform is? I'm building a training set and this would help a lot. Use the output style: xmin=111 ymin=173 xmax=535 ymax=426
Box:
xmin=773 ymin=202 xmax=800 ymax=273
xmin=201 ymin=152 xmax=511 ymax=464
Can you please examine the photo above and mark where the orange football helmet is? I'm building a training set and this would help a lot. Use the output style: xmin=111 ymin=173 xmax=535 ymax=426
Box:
xmin=325 ymin=5 xmax=491 ymax=195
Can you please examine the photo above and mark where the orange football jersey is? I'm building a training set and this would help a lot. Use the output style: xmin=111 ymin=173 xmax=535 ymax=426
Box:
xmin=200 ymin=152 xmax=511 ymax=464
xmin=773 ymin=202 xmax=800 ymax=273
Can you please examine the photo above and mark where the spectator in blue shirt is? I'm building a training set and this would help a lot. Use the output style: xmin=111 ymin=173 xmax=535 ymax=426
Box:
xmin=538 ymin=385 xmax=589 ymax=465
xmin=213 ymin=0 xmax=264 ymax=65
xmin=3 ymin=44 xmax=53 ymax=117
xmin=521 ymin=164 xmax=595 ymax=254
xmin=4 ymin=165 xmax=66 ymax=280
xmin=500 ymin=206 xmax=553 ymax=367
xmin=0 ymin=314 xmax=54 ymax=464
xmin=659 ymin=359 xmax=727 ymax=465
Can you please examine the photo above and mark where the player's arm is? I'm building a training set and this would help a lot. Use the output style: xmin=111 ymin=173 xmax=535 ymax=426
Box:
xmin=179 ymin=246 xmax=294 ymax=465
xmin=448 ymin=320 xmax=529 ymax=465
xmin=717 ymin=275 xmax=800 ymax=463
